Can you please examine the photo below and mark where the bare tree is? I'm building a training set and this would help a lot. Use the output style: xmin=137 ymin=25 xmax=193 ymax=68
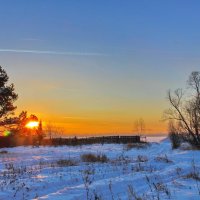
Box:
xmin=164 ymin=71 xmax=200 ymax=145
xmin=134 ymin=120 xmax=139 ymax=133
xmin=45 ymin=122 xmax=64 ymax=139
xmin=45 ymin=121 xmax=53 ymax=139
xmin=134 ymin=118 xmax=145 ymax=135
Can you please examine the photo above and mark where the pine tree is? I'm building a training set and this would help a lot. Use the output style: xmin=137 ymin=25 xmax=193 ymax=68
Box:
xmin=0 ymin=66 xmax=18 ymax=123
xmin=37 ymin=120 xmax=43 ymax=135
xmin=15 ymin=111 xmax=28 ymax=136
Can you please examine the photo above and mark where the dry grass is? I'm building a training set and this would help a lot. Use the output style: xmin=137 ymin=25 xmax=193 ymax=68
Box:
xmin=155 ymin=154 xmax=173 ymax=163
xmin=136 ymin=155 xmax=148 ymax=162
xmin=0 ymin=150 xmax=8 ymax=154
xmin=185 ymin=172 xmax=200 ymax=181
xmin=56 ymin=159 xmax=77 ymax=167
xmin=81 ymin=153 xmax=109 ymax=163
xmin=125 ymin=143 xmax=149 ymax=151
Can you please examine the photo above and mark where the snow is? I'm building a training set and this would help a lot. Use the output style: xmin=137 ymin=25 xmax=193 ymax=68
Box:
xmin=0 ymin=137 xmax=200 ymax=199
xmin=146 ymin=136 xmax=167 ymax=143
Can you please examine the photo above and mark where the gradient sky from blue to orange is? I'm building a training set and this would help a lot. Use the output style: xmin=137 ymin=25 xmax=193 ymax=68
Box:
xmin=0 ymin=1 xmax=200 ymax=135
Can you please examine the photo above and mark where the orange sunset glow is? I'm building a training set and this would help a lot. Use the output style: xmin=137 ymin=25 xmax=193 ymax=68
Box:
xmin=18 ymin=98 xmax=167 ymax=135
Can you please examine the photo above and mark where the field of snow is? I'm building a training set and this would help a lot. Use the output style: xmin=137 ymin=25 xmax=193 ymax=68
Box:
xmin=0 ymin=137 xmax=200 ymax=200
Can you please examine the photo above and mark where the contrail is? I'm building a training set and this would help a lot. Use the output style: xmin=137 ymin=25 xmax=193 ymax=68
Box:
xmin=0 ymin=49 xmax=106 ymax=56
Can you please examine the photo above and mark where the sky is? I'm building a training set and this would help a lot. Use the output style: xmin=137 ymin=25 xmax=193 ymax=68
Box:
xmin=0 ymin=1 xmax=200 ymax=135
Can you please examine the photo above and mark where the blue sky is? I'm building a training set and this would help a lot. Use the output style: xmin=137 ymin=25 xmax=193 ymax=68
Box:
xmin=0 ymin=1 xmax=199 ymax=134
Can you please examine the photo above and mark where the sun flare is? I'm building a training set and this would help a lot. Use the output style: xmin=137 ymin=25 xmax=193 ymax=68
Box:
xmin=25 ymin=121 xmax=39 ymax=129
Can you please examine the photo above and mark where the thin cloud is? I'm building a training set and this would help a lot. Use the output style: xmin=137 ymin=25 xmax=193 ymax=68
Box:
xmin=0 ymin=49 xmax=106 ymax=56
xmin=21 ymin=38 xmax=44 ymax=42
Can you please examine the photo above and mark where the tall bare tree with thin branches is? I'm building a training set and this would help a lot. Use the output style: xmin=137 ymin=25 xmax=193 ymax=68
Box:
xmin=134 ymin=118 xmax=145 ymax=135
xmin=164 ymin=71 xmax=200 ymax=145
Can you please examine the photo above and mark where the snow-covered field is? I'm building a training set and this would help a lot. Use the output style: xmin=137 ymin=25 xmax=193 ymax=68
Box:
xmin=0 ymin=137 xmax=200 ymax=200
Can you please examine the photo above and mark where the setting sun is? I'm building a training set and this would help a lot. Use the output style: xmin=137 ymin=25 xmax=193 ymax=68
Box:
xmin=25 ymin=121 xmax=39 ymax=129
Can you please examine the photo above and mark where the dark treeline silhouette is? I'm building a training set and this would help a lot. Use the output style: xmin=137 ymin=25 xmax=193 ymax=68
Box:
xmin=0 ymin=135 xmax=141 ymax=148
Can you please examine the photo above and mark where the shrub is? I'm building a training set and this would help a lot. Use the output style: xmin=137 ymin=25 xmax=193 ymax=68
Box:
xmin=169 ymin=132 xmax=181 ymax=149
xmin=81 ymin=153 xmax=109 ymax=163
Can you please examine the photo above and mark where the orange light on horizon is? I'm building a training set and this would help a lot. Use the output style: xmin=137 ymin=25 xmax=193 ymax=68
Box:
xmin=25 ymin=121 xmax=39 ymax=129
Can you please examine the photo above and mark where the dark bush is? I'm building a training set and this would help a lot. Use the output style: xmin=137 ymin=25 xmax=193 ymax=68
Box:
xmin=169 ymin=132 xmax=181 ymax=149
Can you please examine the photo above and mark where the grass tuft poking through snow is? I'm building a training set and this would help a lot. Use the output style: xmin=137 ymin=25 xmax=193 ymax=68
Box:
xmin=56 ymin=159 xmax=77 ymax=167
xmin=81 ymin=153 xmax=109 ymax=163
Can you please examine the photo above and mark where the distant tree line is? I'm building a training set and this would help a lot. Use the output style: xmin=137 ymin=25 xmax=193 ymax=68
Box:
xmin=0 ymin=135 xmax=142 ymax=148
